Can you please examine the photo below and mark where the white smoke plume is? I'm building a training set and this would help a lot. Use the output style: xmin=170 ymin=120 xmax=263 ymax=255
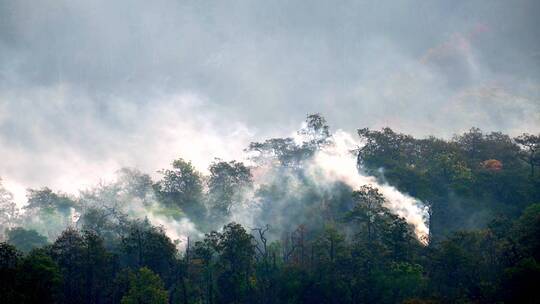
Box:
xmin=309 ymin=130 xmax=429 ymax=240
xmin=83 ymin=170 xmax=205 ymax=250
xmin=225 ymin=128 xmax=430 ymax=242
xmin=145 ymin=212 xmax=203 ymax=251
xmin=6 ymin=123 xmax=429 ymax=247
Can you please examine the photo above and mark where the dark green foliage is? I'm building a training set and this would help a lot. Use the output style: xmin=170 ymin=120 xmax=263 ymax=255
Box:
xmin=51 ymin=228 xmax=86 ymax=304
xmin=215 ymin=223 xmax=256 ymax=303
xmin=3 ymin=206 xmax=539 ymax=304
xmin=0 ymin=242 xmax=21 ymax=303
xmin=17 ymin=249 xmax=62 ymax=304
xmin=190 ymin=222 xmax=256 ymax=304
xmin=50 ymin=228 xmax=117 ymax=304
xmin=0 ymin=244 xmax=62 ymax=304
xmin=512 ymin=203 xmax=540 ymax=261
xmin=121 ymin=267 xmax=168 ymax=304
xmin=357 ymin=127 xmax=540 ymax=240
xmin=500 ymin=258 xmax=540 ymax=304
xmin=2 ymin=121 xmax=539 ymax=303
xmin=120 ymin=220 xmax=177 ymax=285
xmin=514 ymin=133 xmax=540 ymax=177
xmin=81 ymin=230 xmax=118 ymax=304
xmin=6 ymin=227 xmax=48 ymax=253
xmin=154 ymin=159 xmax=206 ymax=220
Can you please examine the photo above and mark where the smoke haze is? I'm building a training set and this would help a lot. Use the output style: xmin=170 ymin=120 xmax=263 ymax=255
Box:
xmin=1 ymin=0 xmax=539 ymax=207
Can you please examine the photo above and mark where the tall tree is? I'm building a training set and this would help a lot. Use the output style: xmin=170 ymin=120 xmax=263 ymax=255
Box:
xmin=120 ymin=220 xmax=177 ymax=286
xmin=208 ymin=161 xmax=252 ymax=221
xmin=121 ymin=267 xmax=169 ymax=304
xmin=0 ymin=179 xmax=18 ymax=239
xmin=0 ymin=242 xmax=21 ymax=303
xmin=215 ymin=223 xmax=256 ymax=304
xmin=24 ymin=188 xmax=76 ymax=239
xmin=50 ymin=228 xmax=85 ymax=304
xmin=154 ymin=159 xmax=206 ymax=219
xmin=515 ymin=133 xmax=540 ymax=177
xmin=298 ymin=113 xmax=332 ymax=150
xmin=81 ymin=230 xmax=117 ymax=304
xmin=193 ymin=230 xmax=221 ymax=304
xmin=346 ymin=185 xmax=387 ymax=242
xmin=17 ymin=248 xmax=63 ymax=304
xmin=247 ymin=114 xmax=331 ymax=168
xmin=116 ymin=168 xmax=154 ymax=202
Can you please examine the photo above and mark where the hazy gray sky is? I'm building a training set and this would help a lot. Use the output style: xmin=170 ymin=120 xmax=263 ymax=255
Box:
xmin=1 ymin=0 xmax=539 ymax=202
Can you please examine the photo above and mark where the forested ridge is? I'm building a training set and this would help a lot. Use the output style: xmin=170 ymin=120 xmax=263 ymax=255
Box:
xmin=1 ymin=114 xmax=539 ymax=304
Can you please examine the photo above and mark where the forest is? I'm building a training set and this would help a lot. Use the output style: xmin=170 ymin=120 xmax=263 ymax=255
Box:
xmin=0 ymin=114 xmax=539 ymax=304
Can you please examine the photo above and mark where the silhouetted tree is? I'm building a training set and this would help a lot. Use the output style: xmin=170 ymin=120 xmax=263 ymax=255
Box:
xmin=515 ymin=133 xmax=540 ymax=177
xmin=208 ymin=161 xmax=252 ymax=221
xmin=154 ymin=159 xmax=206 ymax=219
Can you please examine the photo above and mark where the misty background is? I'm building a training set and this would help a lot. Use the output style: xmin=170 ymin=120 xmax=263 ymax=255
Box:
xmin=1 ymin=0 xmax=539 ymax=204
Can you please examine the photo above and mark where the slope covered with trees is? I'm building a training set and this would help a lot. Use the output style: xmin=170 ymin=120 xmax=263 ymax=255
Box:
xmin=0 ymin=114 xmax=539 ymax=303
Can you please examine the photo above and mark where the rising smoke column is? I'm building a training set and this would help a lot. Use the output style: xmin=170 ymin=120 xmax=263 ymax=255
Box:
xmin=8 ymin=125 xmax=430 ymax=247
xmin=307 ymin=130 xmax=429 ymax=240
xmin=231 ymin=128 xmax=430 ymax=242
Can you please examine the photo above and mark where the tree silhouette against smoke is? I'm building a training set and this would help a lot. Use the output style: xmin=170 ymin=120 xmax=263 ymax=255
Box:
xmin=154 ymin=158 xmax=205 ymax=220
xmin=1 ymin=115 xmax=539 ymax=303
xmin=0 ymin=179 xmax=18 ymax=240
xmin=515 ymin=133 xmax=540 ymax=177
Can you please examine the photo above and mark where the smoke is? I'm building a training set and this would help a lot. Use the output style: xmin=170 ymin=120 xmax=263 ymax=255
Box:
xmin=308 ymin=130 xmax=429 ymax=240
xmin=222 ymin=127 xmax=429 ymax=242
xmin=131 ymin=199 xmax=203 ymax=251
xmin=2 ymin=1 xmax=539 ymax=212
xmin=0 ymin=88 xmax=254 ymax=206
xmin=147 ymin=215 xmax=203 ymax=249
xmin=78 ymin=168 xmax=205 ymax=249
xmin=2 ymin=114 xmax=432 ymax=249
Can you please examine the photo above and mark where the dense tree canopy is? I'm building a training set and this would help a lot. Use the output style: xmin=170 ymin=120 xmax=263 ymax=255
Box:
xmin=1 ymin=115 xmax=539 ymax=303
